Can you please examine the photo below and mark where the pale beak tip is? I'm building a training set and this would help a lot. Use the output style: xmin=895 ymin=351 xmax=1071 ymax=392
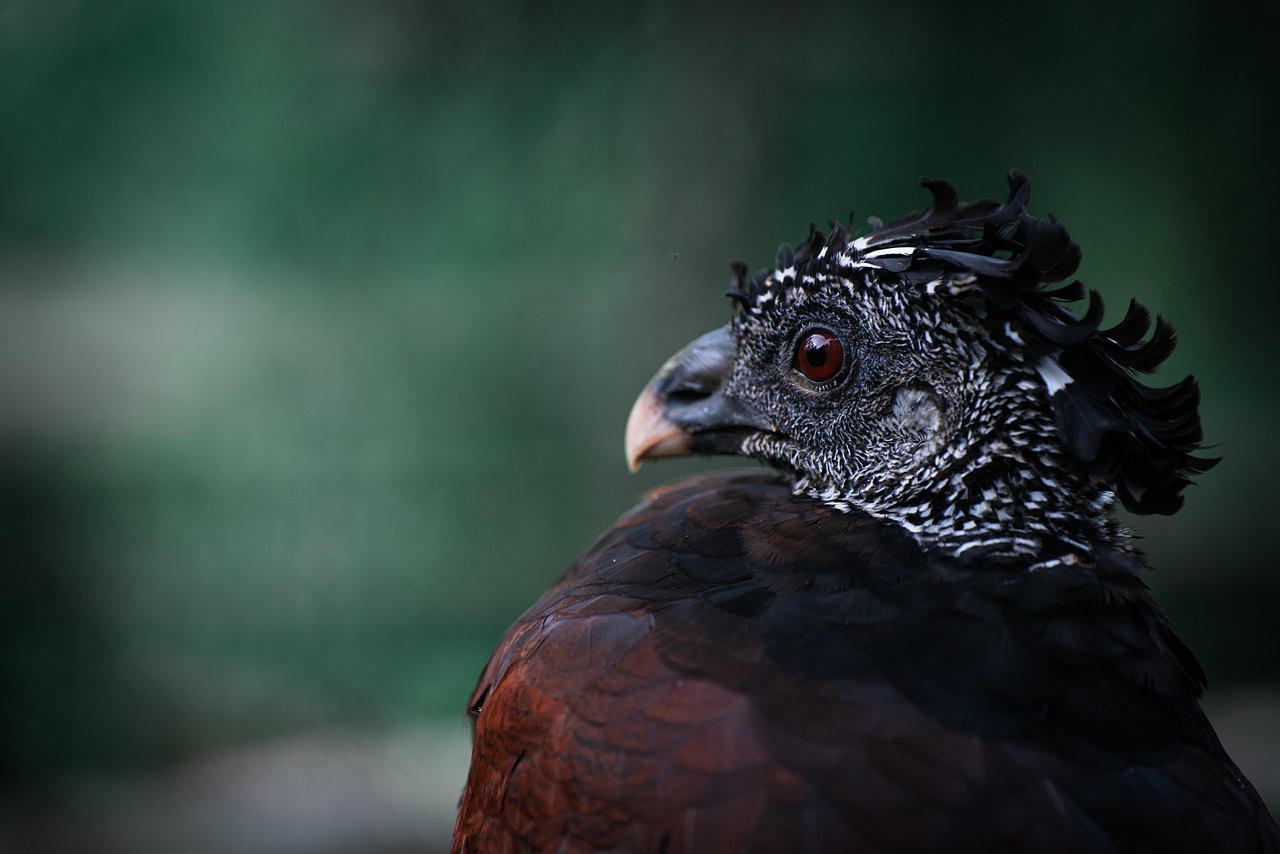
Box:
xmin=624 ymin=386 xmax=692 ymax=473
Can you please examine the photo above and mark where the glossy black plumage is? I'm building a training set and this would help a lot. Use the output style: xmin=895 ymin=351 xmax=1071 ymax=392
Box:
xmin=454 ymin=471 xmax=1275 ymax=852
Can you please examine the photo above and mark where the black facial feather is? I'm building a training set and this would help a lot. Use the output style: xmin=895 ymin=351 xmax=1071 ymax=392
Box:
xmin=729 ymin=170 xmax=1214 ymax=522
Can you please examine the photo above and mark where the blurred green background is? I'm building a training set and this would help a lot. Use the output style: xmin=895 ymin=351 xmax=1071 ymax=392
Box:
xmin=2 ymin=1 xmax=1277 ymax=851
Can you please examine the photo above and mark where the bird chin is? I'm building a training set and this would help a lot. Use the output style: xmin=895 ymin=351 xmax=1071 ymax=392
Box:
xmin=686 ymin=428 xmax=789 ymax=468
xmin=684 ymin=428 xmax=745 ymax=456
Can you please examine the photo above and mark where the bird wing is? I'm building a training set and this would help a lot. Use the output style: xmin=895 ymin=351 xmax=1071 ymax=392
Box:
xmin=453 ymin=471 xmax=1277 ymax=853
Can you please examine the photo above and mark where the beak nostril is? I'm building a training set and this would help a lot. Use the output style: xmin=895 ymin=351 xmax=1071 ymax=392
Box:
xmin=666 ymin=387 xmax=710 ymax=404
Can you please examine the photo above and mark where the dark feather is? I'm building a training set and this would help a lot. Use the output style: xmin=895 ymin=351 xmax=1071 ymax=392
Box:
xmin=780 ymin=171 xmax=1217 ymax=515
xmin=454 ymin=472 xmax=1276 ymax=852
xmin=454 ymin=174 xmax=1273 ymax=854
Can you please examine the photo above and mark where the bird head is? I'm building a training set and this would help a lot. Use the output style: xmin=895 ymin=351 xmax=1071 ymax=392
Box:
xmin=626 ymin=172 xmax=1215 ymax=561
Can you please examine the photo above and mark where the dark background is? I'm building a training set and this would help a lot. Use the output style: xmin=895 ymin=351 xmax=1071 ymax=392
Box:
xmin=2 ymin=2 xmax=1277 ymax=851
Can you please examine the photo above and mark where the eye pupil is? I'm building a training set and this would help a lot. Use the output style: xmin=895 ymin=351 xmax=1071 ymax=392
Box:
xmin=795 ymin=330 xmax=844 ymax=382
xmin=803 ymin=342 xmax=828 ymax=367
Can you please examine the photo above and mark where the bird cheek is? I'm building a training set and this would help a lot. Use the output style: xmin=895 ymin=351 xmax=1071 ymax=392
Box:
xmin=888 ymin=388 xmax=945 ymax=442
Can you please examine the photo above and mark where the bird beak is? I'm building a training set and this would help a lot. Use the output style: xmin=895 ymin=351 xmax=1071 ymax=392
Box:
xmin=625 ymin=325 xmax=774 ymax=472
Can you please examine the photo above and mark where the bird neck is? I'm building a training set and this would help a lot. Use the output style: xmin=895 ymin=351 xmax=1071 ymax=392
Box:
xmin=793 ymin=411 xmax=1125 ymax=568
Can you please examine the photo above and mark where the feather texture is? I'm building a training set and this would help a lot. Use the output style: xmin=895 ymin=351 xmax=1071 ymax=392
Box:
xmin=730 ymin=171 xmax=1214 ymax=515
xmin=454 ymin=472 xmax=1275 ymax=852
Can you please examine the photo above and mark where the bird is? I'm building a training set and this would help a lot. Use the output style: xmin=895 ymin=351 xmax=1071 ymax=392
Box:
xmin=451 ymin=172 xmax=1279 ymax=852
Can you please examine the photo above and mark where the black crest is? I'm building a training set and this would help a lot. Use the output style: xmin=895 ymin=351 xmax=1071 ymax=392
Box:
xmin=728 ymin=171 xmax=1216 ymax=515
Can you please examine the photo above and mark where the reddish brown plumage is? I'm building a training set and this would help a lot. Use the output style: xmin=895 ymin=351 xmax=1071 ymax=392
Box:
xmin=452 ymin=471 xmax=1277 ymax=853
xmin=455 ymin=173 xmax=1277 ymax=851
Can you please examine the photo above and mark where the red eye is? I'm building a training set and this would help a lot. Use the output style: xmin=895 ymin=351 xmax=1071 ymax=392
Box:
xmin=795 ymin=330 xmax=844 ymax=383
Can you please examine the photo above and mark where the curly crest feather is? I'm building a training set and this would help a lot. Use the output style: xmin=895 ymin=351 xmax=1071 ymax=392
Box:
xmin=727 ymin=170 xmax=1215 ymax=516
